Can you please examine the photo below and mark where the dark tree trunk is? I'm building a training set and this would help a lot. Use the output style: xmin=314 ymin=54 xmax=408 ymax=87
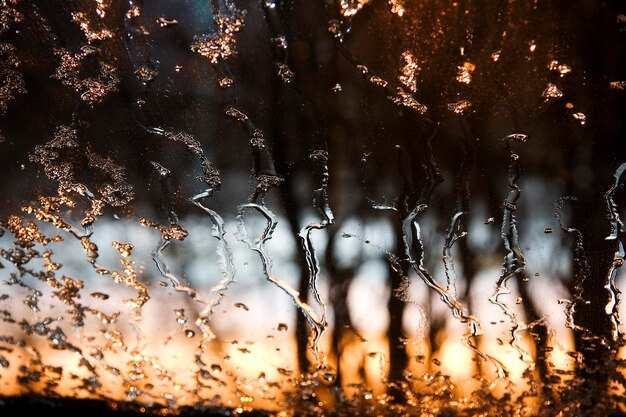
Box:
xmin=386 ymin=223 xmax=409 ymax=401
xmin=571 ymin=193 xmax=618 ymax=414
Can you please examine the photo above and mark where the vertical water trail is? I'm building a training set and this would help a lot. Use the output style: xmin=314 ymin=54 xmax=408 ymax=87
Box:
xmin=145 ymin=128 xmax=238 ymax=342
xmin=320 ymin=7 xmax=505 ymax=374
xmin=400 ymin=206 xmax=508 ymax=379
xmin=236 ymin=202 xmax=328 ymax=365
xmin=196 ymin=0 xmax=334 ymax=371
xmin=488 ymin=133 xmax=533 ymax=363
xmin=142 ymin=159 xmax=220 ymax=343
xmin=297 ymin=188 xmax=334 ymax=346
xmin=554 ymin=197 xmax=589 ymax=333
xmin=443 ymin=118 xmax=476 ymax=298
xmin=442 ymin=211 xmax=464 ymax=297
xmin=191 ymin=190 xmax=237 ymax=321
xmin=605 ymin=241 xmax=625 ymax=342
xmin=140 ymin=127 xmax=227 ymax=343
xmin=260 ymin=0 xmax=336 ymax=343
xmin=396 ymin=125 xmax=507 ymax=377
xmin=603 ymin=162 xmax=626 ymax=341
xmin=605 ymin=163 xmax=626 ymax=240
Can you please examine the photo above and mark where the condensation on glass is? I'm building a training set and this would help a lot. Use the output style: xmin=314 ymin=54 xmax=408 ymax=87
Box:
xmin=1 ymin=1 xmax=626 ymax=416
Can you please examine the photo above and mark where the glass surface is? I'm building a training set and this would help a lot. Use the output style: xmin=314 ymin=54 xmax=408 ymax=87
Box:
xmin=1 ymin=1 xmax=626 ymax=416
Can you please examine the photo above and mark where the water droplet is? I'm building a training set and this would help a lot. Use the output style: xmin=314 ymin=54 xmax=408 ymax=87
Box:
xmin=90 ymin=292 xmax=110 ymax=300
xmin=369 ymin=76 xmax=388 ymax=87
xmin=226 ymin=107 xmax=248 ymax=121
xmin=277 ymin=367 xmax=292 ymax=376
xmin=134 ymin=65 xmax=157 ymax=84
xmin=447 ymin=100 xmax=472 ymax=114
xmin=456 ymin=61 xmax=475 ymax=84
xmin=210 ymin=364 xmax=222 ymax=374
xmin=388 ymin=87 xmax=428 ymax=114
xmin=543 ymin=83 xmax=563 ymax=99
xmin=327 ymin=19 xmax=342 ymax=38
xmin=338 ymin=0 xmax=370 ymax=17
xmin=320 ymin=369 xmax=336 ymax=383
xmin=356 ymin=64 xmax=369 ymax=74
xmin=389 ymin=0 xmax=405 ymax=16
xmin=572 ymin=112 xmax=586 ymax=125
xmin=112 ymin=241 xmax=133 ymax=257
xmin=234 ymin=302 xmax=249 ymax=311
xmin=157 ymin=17 xmax=178 ymax=27
xmin=174 ymin=309 xmax=187 ymax=325
xmin=544 ymin=227 xmax=553 ymax=234
xmin=219 ymin=77 xmax=234 ymax=88
xmin=277 ymin=323 xmax=288 ymax=332
xmin=276 ymin=63 xmax=294 ymax=83
xmin=548 ymin=60 xmax=572 ymax=76
xmin=557 ymin=64 xmax=572 ymax=76
xmin=185 ymin=329 xmax=195 ymax=338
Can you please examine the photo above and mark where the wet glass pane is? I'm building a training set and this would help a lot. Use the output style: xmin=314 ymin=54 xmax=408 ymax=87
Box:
xmin=1 ymin=1 xmax=626 ymax=416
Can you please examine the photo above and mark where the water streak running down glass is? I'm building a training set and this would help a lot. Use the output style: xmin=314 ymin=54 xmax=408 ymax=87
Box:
xmin=1 ymin=1 xmax=626 ymax=416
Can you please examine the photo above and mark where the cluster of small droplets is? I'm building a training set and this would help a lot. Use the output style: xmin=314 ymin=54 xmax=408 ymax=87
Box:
xmin=388 ymin=87 xmax=428 ymax=114
xmin=609 ymin=80 xmax=626 ymax=91
xmin=4 ymin=215 xmax=61 ymax=246
xmin=250 ymin=129 xmax=266 ymax=150
xmin=0 ymin=43 xmax=26 ymax=114
xmin=52 ymin=46 xmax=120 ymax=106
xmin=95 ymin=0 xmax=110 ymax=19
xmin=0 ymin=0 xmax=23 ymax=36
xmin=71 ymin=12 xmax=114 ymax=43
xmin=163 ymin=130 xmax=221 ymax=189
xmin=134 ymin=65 xmax=158 ymax=84
xmin=276 ymin=63 xmax=294 ymax=83
xmin=388 ymin=0 xmax=406 ymax=16
xmin=255 ymin=175 xmax=284 ymax=193
xmin=191 ymin=13 xmax=245 ymax=65
xmin=548 ymin=60 xmax=572 ymax=77
xmin=139 ymin=218 xmax=189 ymax=241
xmin=226 ymin=107 xmax=248 ymax=121
xmin=338 ymin=0 xmax=370 ymax=17
xmin=86 ymin=149 xmax=135 ymax=207
xmin=456 ymin=61 xmax=475 ymax=84
xmin=398 ymin=51 xmax=420 ymax=93
xmin=447 ymin=100 xmax=472 ymax=114
xmin=542 ymin=82 xmax=563 ymax=99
